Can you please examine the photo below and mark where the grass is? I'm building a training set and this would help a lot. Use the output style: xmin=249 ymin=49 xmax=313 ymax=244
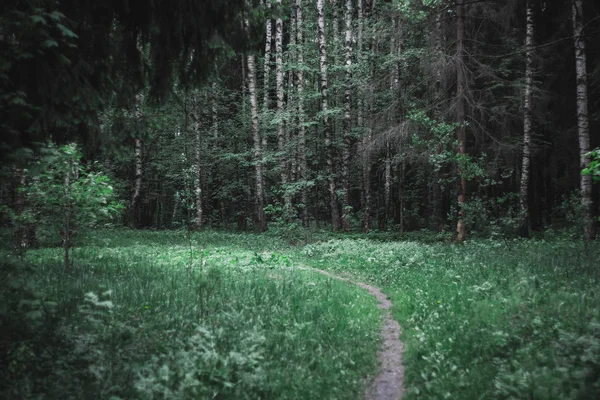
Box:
xmin=3 ymin=229 xmax=600 ymax=399
xmin=300 ymin=236 xmax=600 ymax=399
xmin=1 ymin=229 xmax=380 ymax=399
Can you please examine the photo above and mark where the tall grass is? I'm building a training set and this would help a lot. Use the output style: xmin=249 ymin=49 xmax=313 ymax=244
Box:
xmin=1 ymin=230 xmax=380 ymax=399
xmin=301 ymin=237 xmax=600 ymax=399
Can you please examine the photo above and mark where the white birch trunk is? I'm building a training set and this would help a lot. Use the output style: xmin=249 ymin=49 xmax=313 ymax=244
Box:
xmin=130 ymin=92 xmax=143 ymax=229
xmin=246 ymin=1 xmax=267 ymax=231
xmin=193 ymin=93 xmax=203 ymax=228
xmin=341 ymin=0 xmax=353 ymax=231
xmin=455 ymin=0 xmax=467 ymax=242
xmin=318 ymin=0 xmax=340 ymax=231
xmin=262 ymin=0 xmax=273 ymax=152
xmin=297 ymin=0 xmax=309 ymax=227
xmin=276 ymin=0 xmax=290 ymax=216
xmin=572 ymin=0 xmax=594 ymax=240
xmin=519 ymin=0 xmax=534 ymax=237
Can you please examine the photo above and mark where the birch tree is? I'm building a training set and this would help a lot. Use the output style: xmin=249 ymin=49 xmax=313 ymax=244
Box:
xmin=246 ymin=1 xmax=267 ymax=231
xmin=572 ymin=0 xmax=595 ymax=240
xmin=275 ymin=0 xmax=291 ymax=215
xmin=129 ymin=98 xmax=143 ymax=229
xmin=519 ymin=0 xmax=534 ymax=237
xmin=318 ymin=0 xmax=341 ymax=231
xmin=193 ymin=92 xmax=203 ymax=228
xmin=296 ymin=0 xmax=309 ymax=227
xmin=455 ymin=0 xmax=467 ymax=242
xmin=341 ymin=0 xmax=353 ymax=231
xmin=263 ymin=0 xmax=273 ymax=114
xmin=129 ymin=38 xmax=145 ymax=229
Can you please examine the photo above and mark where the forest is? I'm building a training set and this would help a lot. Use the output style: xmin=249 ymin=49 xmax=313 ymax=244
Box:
xmin=1 ymin=0 xmax=600 ymax=399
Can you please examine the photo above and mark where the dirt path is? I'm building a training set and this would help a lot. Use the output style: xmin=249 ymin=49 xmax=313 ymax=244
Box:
xmin=300 ymin=267 xmax=405 ymax=400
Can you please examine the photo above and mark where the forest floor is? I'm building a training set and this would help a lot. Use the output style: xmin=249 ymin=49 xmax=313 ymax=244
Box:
xmin=2 ymin=229 xmax=600 ymax=399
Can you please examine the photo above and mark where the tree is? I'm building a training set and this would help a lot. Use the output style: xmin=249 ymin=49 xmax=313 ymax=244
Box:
xmin=193 ymin=92 xmax=203 ymax=228
xmin=296 ymin=0 xmax=310 ymax=227
xmin=129 ymin=93 xmax=144 ymax=229
xmin=341 ymin=0 xmax=353 ymax=231
xmin=1 ymin=0 xmax=248 ymax=163
xmin=572 ymin=0 xmax=595 ymax=240
xmin=455 ymin=0 xmax=467 ymax=242
xmin=22 ymin=144 xmax=122 ymax=270
xmin=275 ymin=0 xmax=291 ymax=217
xmin=519 ymin=0 xmax=535 ymax=237
xmin=245 ymin=1 xmax=268 ymax=232
xmin=318 ymin=0 xmax=341 ymax=231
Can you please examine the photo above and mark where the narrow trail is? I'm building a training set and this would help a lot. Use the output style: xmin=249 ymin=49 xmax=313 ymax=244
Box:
xmin=300 ymin=267 xmax=405 ymax=400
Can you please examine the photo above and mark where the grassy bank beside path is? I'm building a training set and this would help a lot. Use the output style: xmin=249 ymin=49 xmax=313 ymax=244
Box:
xmin=1 ymin=230 xmax=380 ymax=399
xmin=300 ymin=237 xmax=600 ymax=399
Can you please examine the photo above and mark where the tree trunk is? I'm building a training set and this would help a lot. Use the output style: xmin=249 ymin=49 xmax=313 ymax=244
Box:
xmin=297 ymin=0 xmax=309 ymax=227
xmin=384 ymin=141 xmax=391 ymax=229
xmin=318 ymin=0 xmax=340 ymax=231
xmin=129 ymin=134 xmax=143 ymax=228
xmin=276 ymin=0 xmax=291 ymax=217
xmin=288 ymin=1 xmax=298 ymax=185
xmin=63 ymin=168 xmax=72 ymax=270
xmin=172 ymin=193 xmax=179 ymax=225
xmin=13 ymin=167 xmax=28 ymax=250
xmin=193 ymin=93 xmax=203 ymax=229
xmin=432 ymin=9 xmax=445 ymax=231
xmin=212 ymin=82 xmax=218 ymax=140
xmin=262 ymin=0 xmax=273 ymax=152
xmin=519 ymin=0 xmax=534 ymax=237
xmin=341 ymin=0 xmax=353 ymax=231
xmin=455 ymin=0 xmax=467 ymax=242
xmin=260 ymin=0 xmax=271 ymax=206
xmin=362 ymin=0 xmax=376 ymax=233
xmin=246 ymin=1 xmax=267 ymax=232
xmin=572 ymin=0 xmax=595 ymax=240
xmin=357 ymin=0 xmax=364 ymax=130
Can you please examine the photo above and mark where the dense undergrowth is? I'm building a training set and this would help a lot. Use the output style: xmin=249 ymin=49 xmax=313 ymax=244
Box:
xmin=301 ymin=236 xmax=600 ymax=399
xmin=0 ymin=230 xmax=379 ymax=399
xmin=2 ymin=229 xmax=599 ymax=399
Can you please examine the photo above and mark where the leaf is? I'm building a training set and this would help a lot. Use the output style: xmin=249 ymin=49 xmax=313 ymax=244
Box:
xmin=25 ymin=310 xmax=43 ymax=320
xmin=57 ymin=23 xmax=78 ymax=39
xmin=30 ymin=15 xmax=47 ymax=25
xmin=42 ymin=39 xmax=59 ymax=48
xmin=49 ymin=11 xmax=66 ymax=21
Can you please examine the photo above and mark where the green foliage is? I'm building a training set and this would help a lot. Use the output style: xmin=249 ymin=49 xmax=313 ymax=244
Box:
xmin=301 ymin=237 xmax=600 ymax=399
xmin=1 ymin=230 xmax=380 ymax=399
xmin=582 ymin=148 xmax=600 ymax=183
xmin=20 ymin=144 xmax=123 ymax=258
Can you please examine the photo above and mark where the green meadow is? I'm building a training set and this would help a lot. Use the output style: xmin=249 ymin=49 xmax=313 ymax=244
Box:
xmin=2 ymin=230 xmax=599 ymax=399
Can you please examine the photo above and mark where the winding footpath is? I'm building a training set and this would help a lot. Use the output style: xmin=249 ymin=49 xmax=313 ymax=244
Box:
xmin=300 ymin=267 xmax=405 ymax=400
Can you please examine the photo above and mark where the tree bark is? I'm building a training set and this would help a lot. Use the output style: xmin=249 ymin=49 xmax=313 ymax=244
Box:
xmin=63 ymin=167 xmax=72 ymax=270
xmin=341 ymin=0 xmax=353 ymax=231
xmin=193 ymin=92 xmax=203 ymax=229
xmin=297 ymin=0 xmax=309 ymax=227
xmin=432 ymin=8 xmax=445 ymax=231
xmin=263 ymin=0 xmax=273 ymax=117
xmin=572 ymin=0 xmax=595 ymax=240
xmin=129 ymin=122 xmax=143 ymax=229
xmin=288 ymin=1 xmax=298 ymax=184
xmin=455 ymin=0 xmax=467 ymax=242
xmin=246 ymin=1 xmax=267 ymax=232
xmin=13 ymin=167 xmax=28 ymax=250
xmin=275 ymin=0 xmax=291 ymax=217
xmin=318 ymin=0 xmax=340 ymax=231
xmin=519 ymin=0 xmax=534 ymax=237
xmin=332 ymin=0 xmax=340 ymax=65
xmin=362 ymin=0 xmax=376 ymax=233
xmin=357 ymin=0 xmax=364 ymax=129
